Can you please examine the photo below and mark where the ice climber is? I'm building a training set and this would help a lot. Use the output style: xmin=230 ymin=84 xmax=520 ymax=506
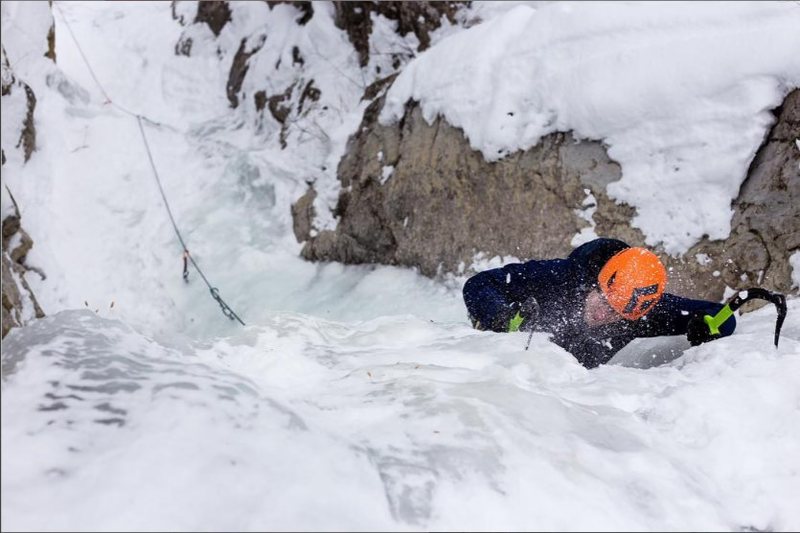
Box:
xmin=462 ymin=237 xmax=735 ymax=368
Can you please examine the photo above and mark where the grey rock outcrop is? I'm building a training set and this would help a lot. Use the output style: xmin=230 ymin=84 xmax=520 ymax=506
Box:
xmin=294 ymin=88 xmax=800 ymax=302
xmin=717 ymin=90 xmax=799 ymax=295
xmin=2 ymin=187 xmax=45 ymax=339
xmin=291 ymin=185 xmax=317 ymax=244
xmin=624 ymin=89 xmax=800 ymax=300
xmin=300 ymin=96 xmax=619 ymax=275
xmin=226 ymin=34 xmax=265 ymax=109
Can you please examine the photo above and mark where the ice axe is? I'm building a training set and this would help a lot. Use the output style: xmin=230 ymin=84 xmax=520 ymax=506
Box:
xmin=702 ymin=288 xmax=787 ymax=347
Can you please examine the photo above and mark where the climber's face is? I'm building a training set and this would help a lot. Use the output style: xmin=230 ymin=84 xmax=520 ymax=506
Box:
xmin=584 ymin=289 xmax=623 ymax=327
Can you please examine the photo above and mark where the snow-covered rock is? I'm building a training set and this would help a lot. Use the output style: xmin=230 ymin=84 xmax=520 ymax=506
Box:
xmin=295 ymin=2 xmax=800 ymax=301
xmin=1 ymin=2 xmax=52 ymax=337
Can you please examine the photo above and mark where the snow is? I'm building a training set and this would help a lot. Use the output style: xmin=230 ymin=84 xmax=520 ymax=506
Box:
xmin=0 ymin=1 xmax=52 ymax=64
xmin=380 ymin=1 xmax=800 ymax=254
xmin=380 ymin=164 xmax=395 ymax=184
xmin=696 ymin=253 xmax=712 ymax=266
xmin=1 ymin=1 xmax=799 ymax=531
xmin=470 ymin=250 xmax=523 ymax=273
xmin=3 ymin=302 xmax=800 ymax=531
xmin=0 ymin=80 xmax=29 ymax=169
xmin=571 ymin=188 xmax=598 ymax=247
xmin=791 ymin=252 xmax=800 ymax=290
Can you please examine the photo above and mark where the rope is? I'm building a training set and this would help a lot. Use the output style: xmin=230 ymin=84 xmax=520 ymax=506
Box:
xmin=136 ymin=117 xmax=246 ymax=325
xmin=54 ymin=2 xmax=246 ymax=326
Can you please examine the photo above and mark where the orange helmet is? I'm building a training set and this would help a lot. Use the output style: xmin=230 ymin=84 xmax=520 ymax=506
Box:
xmin=597 ymin=247 xmax=667 ymax=320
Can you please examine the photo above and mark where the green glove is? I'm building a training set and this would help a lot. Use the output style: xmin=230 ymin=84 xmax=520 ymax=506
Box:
xmin=507 ymin=296 xmax=540 ymax=332
xmin=508 ymin=312 xmax=525 ymax=332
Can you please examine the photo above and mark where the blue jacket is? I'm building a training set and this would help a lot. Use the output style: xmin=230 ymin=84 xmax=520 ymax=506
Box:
xmin=462 ymin=238 xmax=735 ymax=368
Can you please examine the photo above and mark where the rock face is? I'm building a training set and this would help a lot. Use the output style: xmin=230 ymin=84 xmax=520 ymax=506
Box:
xmin=172 ymin=0 xmax=233 ymax=56
xmin=299 ymin=95 xmax=621 ymax=276
xmin=721 ymin=89 xmax=800 ymax=295
xmin=333 ymin=2 xmax=463 ymax=68
xmin=2 ymin=187 xmax=45 ymax=339
xmin=178 ymin=0 xmax=465 ymax=139
xmin=295 ymin=88 xmax=800 ymax=301
xmin=1 ymin=20 xmax=48 ymax=338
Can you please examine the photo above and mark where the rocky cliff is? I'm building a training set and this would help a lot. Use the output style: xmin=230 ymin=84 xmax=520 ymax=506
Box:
xmin=2 ymin=187 xmax=45 ymax=338
xmin=1 ymin=11 xmax=51 ymax=338
xmin=294 ymin=87 xmax=800 ymax=301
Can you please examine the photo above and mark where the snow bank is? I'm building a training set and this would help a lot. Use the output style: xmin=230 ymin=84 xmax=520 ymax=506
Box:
xmin=380 ymin=1 xmax=800 ymax=253
xmin=3 ymin=302 xmax=800 ymax=531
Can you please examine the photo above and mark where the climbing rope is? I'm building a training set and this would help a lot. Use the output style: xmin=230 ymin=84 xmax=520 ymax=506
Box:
xmin=136 ymin=116 xmax=246 ymax=325
xmin=54 ymin=2 xmax=246 ymax=326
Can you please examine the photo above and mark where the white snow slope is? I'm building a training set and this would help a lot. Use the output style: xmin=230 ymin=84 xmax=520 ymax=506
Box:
xmin=2 ymin=2 xmax=799 ymax=531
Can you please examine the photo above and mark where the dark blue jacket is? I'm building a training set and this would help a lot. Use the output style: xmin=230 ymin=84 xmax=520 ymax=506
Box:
xmin=463 ymin=238 xmax=735 ymax=368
